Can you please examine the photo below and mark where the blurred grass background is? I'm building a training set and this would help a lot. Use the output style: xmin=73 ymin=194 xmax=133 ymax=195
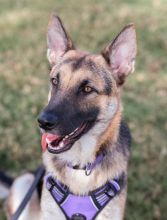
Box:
xmin=0 ymin=0 xmax=167 ymax=219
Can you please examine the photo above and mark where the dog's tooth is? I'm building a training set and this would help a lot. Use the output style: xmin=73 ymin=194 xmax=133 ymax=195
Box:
xmin=48 ymin=143 xmax=52 ymax=148
xmin=74 ymin=127 xmax=79 ymax=132
xmin=59 ymin=142 xmax=64 ymax=148
xmin=68 ymin=126 xmax=80 ymax=136
xmin=56 ymin=146 xmax=60 ymax=150
xmin=63 ymin=136 xmax=68 ymax=142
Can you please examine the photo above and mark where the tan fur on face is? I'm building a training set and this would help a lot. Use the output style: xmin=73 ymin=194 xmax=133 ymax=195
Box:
xmin=50 ymin=51 xmax=113 ymax=97
xmin=46 ymin=50 xmax=122 ymax=167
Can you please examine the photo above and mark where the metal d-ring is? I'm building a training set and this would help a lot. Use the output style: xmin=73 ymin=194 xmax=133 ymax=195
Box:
xmin=85 ymin=163 xmax=92 ymax=176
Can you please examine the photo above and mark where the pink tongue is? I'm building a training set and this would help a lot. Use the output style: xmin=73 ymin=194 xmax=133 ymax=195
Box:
xmin=41 ymin=133 xmax=60 ymax=151
xmin=45 ymin=133 xmax=60 ymax=143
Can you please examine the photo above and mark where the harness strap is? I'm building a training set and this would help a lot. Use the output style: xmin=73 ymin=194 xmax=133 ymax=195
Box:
xmin=45 ymin=173 xmax=125 ymax=220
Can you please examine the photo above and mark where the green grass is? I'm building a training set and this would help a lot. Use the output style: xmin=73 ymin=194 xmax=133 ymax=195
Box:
xmin=0 ymin=0 xmax=167 ymax=219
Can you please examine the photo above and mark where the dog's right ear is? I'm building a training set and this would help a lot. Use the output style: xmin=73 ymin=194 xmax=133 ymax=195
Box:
xmin=102 ymin=24 xmax=137 ymax=86
xmin=47 ymin=15 xmax=74 ymax=66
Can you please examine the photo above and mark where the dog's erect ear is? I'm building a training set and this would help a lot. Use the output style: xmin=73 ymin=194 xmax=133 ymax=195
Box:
xmin=102 ymin=24 xmax=137 ymax=85
xmin=47 ymin=15 xmax=74 ymax=66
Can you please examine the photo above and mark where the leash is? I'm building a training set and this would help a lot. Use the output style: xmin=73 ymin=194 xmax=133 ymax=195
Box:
xmin=10 ymin=165 xmax=45 ymax=220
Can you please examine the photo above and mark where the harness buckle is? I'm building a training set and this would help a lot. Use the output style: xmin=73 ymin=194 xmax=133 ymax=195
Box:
xmin=105 ymin=179 xmax=121 ymax=198
xmin=105 ymin=188 xmax=115 ymax=198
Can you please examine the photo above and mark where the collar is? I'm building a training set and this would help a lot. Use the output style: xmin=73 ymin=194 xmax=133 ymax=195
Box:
xmin=67 ymin=151 xmax=105 ymax=176
xmin=41 ymin=134 xmax=105 ymax=176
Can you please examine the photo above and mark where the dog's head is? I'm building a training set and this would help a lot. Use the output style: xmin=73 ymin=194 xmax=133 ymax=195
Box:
xmin=38 ymin=15 xmax=136 ymax=164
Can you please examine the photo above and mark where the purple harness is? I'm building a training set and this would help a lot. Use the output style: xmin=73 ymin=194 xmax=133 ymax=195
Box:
xmin=45 ymin=173 xmax=125 ymax=220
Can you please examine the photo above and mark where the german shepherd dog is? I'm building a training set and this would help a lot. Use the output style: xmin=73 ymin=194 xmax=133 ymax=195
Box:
xmin=3 ymin=15 xmax=137 ymax=220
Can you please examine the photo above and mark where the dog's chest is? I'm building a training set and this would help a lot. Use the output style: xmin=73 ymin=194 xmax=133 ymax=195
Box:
xmin=41 ymin=186 xmax=66 ymax=220
xmin=40 ymin=186 xmax=126 ymax=220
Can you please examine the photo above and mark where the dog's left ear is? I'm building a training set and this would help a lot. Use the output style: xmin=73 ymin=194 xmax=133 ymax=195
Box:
xmin=47 ymin=15 xmax=74 ymax=66
xmin=102 ymin=24 xmax=137 ymax=85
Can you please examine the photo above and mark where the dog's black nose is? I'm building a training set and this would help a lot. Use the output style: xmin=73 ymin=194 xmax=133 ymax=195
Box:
xmin=37 ymin=111 xmax=58 ymax=130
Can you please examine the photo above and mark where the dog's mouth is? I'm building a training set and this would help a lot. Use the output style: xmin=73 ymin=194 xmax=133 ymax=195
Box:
xmin=43 ymin=121 xmax=93 ymax=154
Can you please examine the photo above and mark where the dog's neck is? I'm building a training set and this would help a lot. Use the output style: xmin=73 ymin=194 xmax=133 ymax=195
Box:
xmin=97 ymin=107 xmax=122 ymax=149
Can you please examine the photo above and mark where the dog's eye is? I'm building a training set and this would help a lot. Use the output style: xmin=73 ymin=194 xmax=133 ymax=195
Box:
xmin=51 ymin=77 xmax=58 ymax=86
xmin=78 ymin=80 xmax=97 ymax=95
xmin=83 ymin=85 xmax=93 ymax=93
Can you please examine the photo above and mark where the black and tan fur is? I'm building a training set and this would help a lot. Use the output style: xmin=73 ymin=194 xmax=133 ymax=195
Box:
xmin=4 ymin=15 xmax=137 ymax=220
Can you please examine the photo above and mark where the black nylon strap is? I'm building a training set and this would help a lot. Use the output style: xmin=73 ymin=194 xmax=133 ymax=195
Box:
xmin=10 ymin=165 xmax=45 ymax=220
